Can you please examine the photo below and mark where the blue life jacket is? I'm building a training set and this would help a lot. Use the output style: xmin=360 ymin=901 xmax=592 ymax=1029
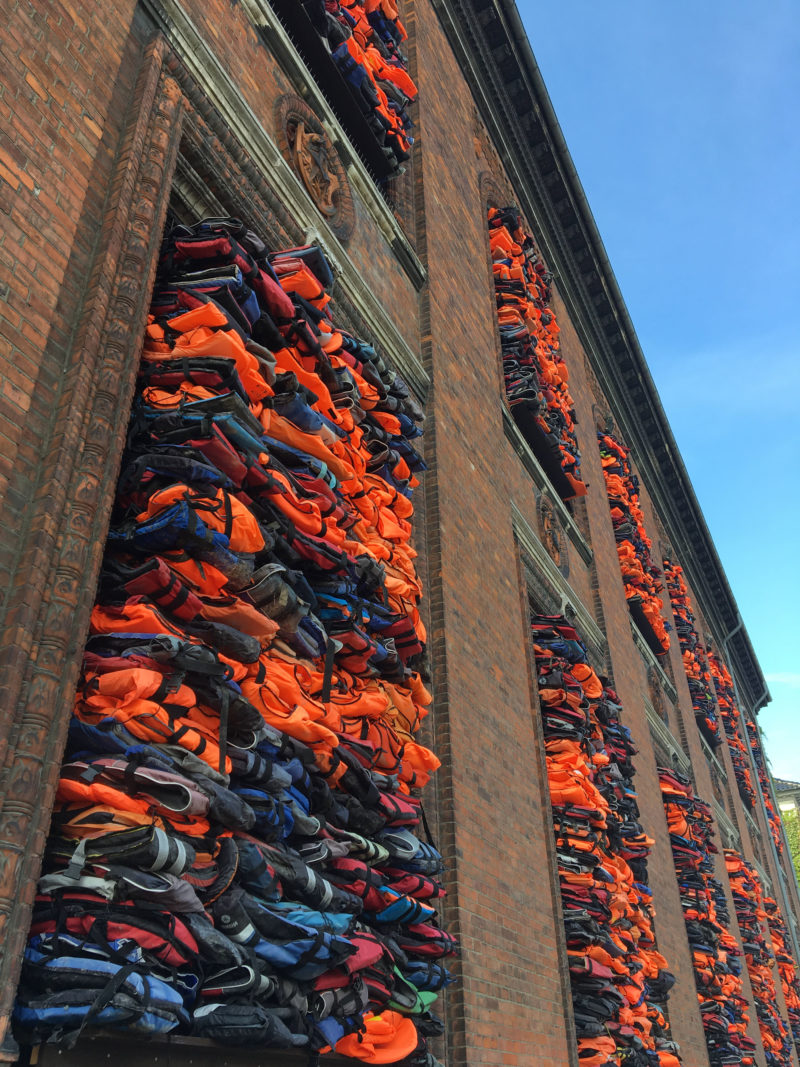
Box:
xmin=14 ymin=950 xmax=188 ymax=1045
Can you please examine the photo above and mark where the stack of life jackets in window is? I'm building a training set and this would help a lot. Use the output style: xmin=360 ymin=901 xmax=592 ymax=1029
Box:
xmin=707 ymin=652 xmax=756 ymax=810
xmin=488 ymin=206 xmax=587 ymax=499
xmin=742 ymin=718 xmax=784 ymax=854
xmin=663 ymin=561 xmax=720 ymax=746
xmin=300 ymin=0 xmax=416 ymax=170
xmin=532 ymin=615 xmax=681 ymax=1067
xmin=597 ymin=431 xmax=669 ymax=654
xmin=763 ymin=896 xmax=800 ymax=1050
xmin=657 ymin=767 xmax=753 ymax=1067
xmin=724 ymin=851 xmax=792 ymax=1067
xmin=12 ymin=216 xmax=456 ymax=1063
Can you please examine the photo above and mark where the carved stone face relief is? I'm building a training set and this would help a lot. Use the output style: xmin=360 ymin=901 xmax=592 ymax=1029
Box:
xmin=592 ymin=403 xmax=614 ymax=436
xmin=275 ymin=95 xmax=355 ymax=241
xmin=538 ymin=494 xmax=569 ymax=578
xmin=290 ymin=120 xmax=340 ymax=216
xmin=647 ymin=666 xmax=668 ymax=725
xmin=709 ymin=761 xmax=726 ymax=809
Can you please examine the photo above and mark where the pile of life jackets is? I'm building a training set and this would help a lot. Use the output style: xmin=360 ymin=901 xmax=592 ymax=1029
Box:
xmin=658 ymin=767 xmax=754 ymax=1067
xmin=663 ymin=561 xmax=720 ymax=746
xmin=764 ymin=896 xmax=800 ymax=1049
xmin=742 ymin=717 xmax=784 ymax=854
xmin=488 ymin=207 xmax=587 ymax=499
xmin=724 ymin=851 xmax=793 ymax=1067
xmin=596 ymin=431 xmax=669 ymax=654
xmin=12 ymin=216 xmax=455 ymax=1063
xmin=300 ymin=0 xmax=416 ymax=170
xmin=707 ymin=652 xmax=756 ymax=810
xmin=532 ymin=614 xmax=681 ymax=1067
xmin=664 ymin=567 xmax=781 ymax=853
xmin=707 ymin=651 xmax=782 ymax=854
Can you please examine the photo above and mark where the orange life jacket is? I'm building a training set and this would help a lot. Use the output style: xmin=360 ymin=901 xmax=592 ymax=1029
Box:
xmin=138 ymin=485 xmax=265 ymax=554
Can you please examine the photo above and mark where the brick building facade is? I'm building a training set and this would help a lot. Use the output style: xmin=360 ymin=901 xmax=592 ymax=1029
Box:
xmin=0 ymin=1 xmax=798 ymax=1066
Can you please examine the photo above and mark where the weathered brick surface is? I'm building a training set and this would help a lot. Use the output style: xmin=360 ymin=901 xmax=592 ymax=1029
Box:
xmin=552 ymin=294 xmax=711 ymax=1065
xmin=657 ymin=556 xmax=800 ymax=1067
xmin=411 ymin=3 xmax=578 ymax=1062
xmin=0 ymin=13 xmax=189 ymax=1047
xmin=0 ymin=0 xmax=142 ymax=603
xmin=0 ymin=9 xmax=157 ymax=731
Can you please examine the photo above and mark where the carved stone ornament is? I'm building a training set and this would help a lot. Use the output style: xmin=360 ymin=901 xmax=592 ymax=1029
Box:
xmin=292 ymin=120 xmax=339 ymax=215
xmin=709 ymin=760 xmax=726 ymax=809
xmin=538 ymin=494 xmax=569 ymax=578
xmin=479 ymin=170 xmax=513 ymax=214
xmin=646 ymin=665 xmax=668 ymax=725
xmin=592 ymin=403 xmax=614 ymax=436
xmin=522 ymin=560 xmax=561 ymax=619
xmin=275 ymin=95 xmax=355 ymax=241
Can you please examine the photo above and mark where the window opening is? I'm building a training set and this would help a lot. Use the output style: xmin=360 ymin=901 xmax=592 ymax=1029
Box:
xmin=12 ymin=206 xmax=454 ymax=1059
xmin=663 ymin=560 xmax=721 ymax=748
xmin=530 ymin=612 xmax=682 ymax=1065
xmin=707 ymin=651 xmax=757 ymax=812
xmin=488 ymin=206 xmax=587 ymax=502
xmin=763 ymin=898 xmax=800 ymax=1054
xmin=726 ymin=850 xmax=794 ymax=1063
xmin=744 ymin=714 xmax=785 ymax=855
xmin=266 ymin=0 xmax=417 ymax=185
xmin=658 ymin=767 xmax=755 ymax=1065
xmin=597 ymin=426 xmax=670 ymax=657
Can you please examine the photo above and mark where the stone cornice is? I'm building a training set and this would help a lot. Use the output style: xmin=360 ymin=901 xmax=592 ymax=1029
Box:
xmin=430 ymin=0 xmax=767 ymax=713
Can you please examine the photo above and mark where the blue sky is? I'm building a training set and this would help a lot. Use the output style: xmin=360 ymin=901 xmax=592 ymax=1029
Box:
xmin=516 ymin=1 xmax=800 ymax=777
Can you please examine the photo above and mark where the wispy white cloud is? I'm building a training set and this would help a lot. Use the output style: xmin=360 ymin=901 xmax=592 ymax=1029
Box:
xmin=654 ymin=339 xmax=800 ymax=423
xmin=765 ymin=673 xmax=800 ymax=689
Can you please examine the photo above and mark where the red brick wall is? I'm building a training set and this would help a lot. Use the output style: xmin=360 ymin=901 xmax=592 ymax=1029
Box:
xmin=0 ymin=5 xmax=163 ymax=1040
xmin=549 ymin=291 xmax=711 ymax=1064
xmin=657 ymin=558 xmax=799 ymax=1066
xmin=0 ymin=0 xmax=142 ymax=597
xmin=0 ymin=1 xmax=794 ymax=1065
xmin=411 ymin=21 xmax=576 ymax=1067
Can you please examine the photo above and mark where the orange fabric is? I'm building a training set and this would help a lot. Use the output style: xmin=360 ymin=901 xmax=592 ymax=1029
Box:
xmin=161 ymin=555 xmax=230 ymax=597
xmin=334 ymin=1012 xmax=418 ymax=1063
xmin=138 ymin=484 xmax=265 ymax=553
xmin=168 ymin=323 xmax=273 ymax=401
xmin=260 ymin=408 xmax=354 ymax=482
xmin=198 ymin=595 xmax=279 ymax=645
xmin=364 ymin=46 xmax=417 ymax=99
xmin=75 ymin=692 xmax=230 ymax=775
